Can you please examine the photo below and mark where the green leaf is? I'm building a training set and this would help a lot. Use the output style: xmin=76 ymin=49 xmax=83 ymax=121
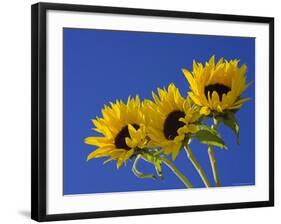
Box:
xmin=132 ymin=155 xmax=156 ymax=180
xmin=197 ymin=124 xmax=222 ymax=136
xmin=219 ymin=111 xmax=240 ymax=144
xmin=193 ymin=125 xmax=227 ymax=149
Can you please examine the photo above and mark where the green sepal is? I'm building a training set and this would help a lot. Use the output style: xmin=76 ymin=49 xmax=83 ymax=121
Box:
xmin=217 ymin=111 xmax=240 ymax=144
xmin=193 ymin=124 xmax=227 ymax=149
xmin=132 ymin=155 xmax=157 ymax=180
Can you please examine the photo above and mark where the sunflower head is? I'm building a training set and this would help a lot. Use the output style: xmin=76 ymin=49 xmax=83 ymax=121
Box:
xmin=182 ymin=55 xmax=251 ymax=116
xmin=84 ymin=96 xmax=148 ymax=168
xmin=143 ymin=83 xmax=201 ymax=160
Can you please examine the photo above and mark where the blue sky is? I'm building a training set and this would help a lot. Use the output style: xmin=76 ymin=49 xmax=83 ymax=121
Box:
xmin=63 ymin=28 xmax=255 ymax=195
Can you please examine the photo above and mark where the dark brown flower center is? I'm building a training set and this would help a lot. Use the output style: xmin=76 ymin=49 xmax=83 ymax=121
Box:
xmin=114 ymin=124 xmax=140 ymax=150
xmin=163 ymin=110 xmax=186 ymax=140
xmin=204 ymin=83 xmax=231 ymax=101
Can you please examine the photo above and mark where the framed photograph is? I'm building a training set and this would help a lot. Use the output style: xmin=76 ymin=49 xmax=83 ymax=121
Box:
xmin=31 ymin=2 xmax=274 ymax=222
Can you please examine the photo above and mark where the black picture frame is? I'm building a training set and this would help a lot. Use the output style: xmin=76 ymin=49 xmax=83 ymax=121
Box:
xmin=31 ymin=2 xmax=274 ymax=222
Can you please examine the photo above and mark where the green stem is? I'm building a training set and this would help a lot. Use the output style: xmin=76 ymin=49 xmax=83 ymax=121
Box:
xmin=184 ymin=144 xmax=211 ymax=187
xmin=160 ymin=157 xmax=193 ymax=188
xmin=208 ymin=146 xmax=220 ymax=186
xmin=132 ymin=155 xmax=156 ymax=179
xmin=208 ymin=118 xmax=221 ymax=187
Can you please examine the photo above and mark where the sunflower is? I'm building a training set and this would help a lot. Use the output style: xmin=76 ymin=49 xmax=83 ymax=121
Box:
xmin=143 ymin=83 xmax=201 ymax=160
xmin=84 ymin=96 xmax=147 ymax=168
xmin=182 ymin=56 xmax=250 ymax=116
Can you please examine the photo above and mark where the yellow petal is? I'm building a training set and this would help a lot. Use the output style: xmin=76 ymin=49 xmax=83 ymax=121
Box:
xmin=228 ymin=104 xmax=243 ymax=110
xmin=116 ymin=153 xmax=126 ymax=169
xmin=177 ymin=126 xmax=189 ymax=135
xmin=124 ymin=149 xmax=135 ymax=160
xmin=128 ymin=124 xmax=141 ymax=141
xmin=209 ymin=55 xmax=215 ymax=66
xmin=178 ymin=117 xmax=187 ymax=124
xmin=188 ymin=92 xmax=203 ymax=106
xmin=234 ymin=97 xmax=251 ymax=106
xmin=87 ymin=147 xmax=113 ymax=161
xmin=84 ymin=137 xmax=111 ymax=146
xmin=217 ymin=105 xmax=223 ymax=112
xmin=200 ymin=107 xmax=211 ymax=115
xmin=152 ymin=91 xmax=160 ymax=104
xmin=171 ymin=143 xmax=181 ymax=160
xmin=125 ymin=137 xmax=137 ymax=149
xmin=182 ymin=69 xmax=197 ymax=91
xmin=147 ymin=127 xmax=165 ymax=141
xmin=211 ymin=91 xmax=220 ymax=106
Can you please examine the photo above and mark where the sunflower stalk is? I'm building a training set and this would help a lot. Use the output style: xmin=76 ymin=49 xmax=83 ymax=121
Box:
xmin=208 ymin=118 xmax=221 ymax=187
xmin=184 ymin=143 xmax=210 ymax=187
xmin=140 ymin=151 xmax=192 ymax=188
xmin=132 ymin=154 xmax=157 ymax=180
xmin=160 ymin=157 xmax=193 ymax=188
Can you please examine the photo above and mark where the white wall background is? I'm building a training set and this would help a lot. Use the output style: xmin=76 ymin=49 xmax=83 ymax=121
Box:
xmin=0 ymin=0 xmax=279 ymax=223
